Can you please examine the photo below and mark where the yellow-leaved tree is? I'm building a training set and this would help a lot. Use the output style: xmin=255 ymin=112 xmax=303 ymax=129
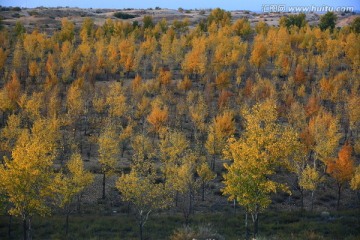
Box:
xmin=168 ymin=151 xmax=202 ymax=224
xmin=205 ymin=111 xmax=235 ymax=170
xmin=250 ymin=35 xmax=268 ymax=72
xmin=286 ymin=101 xmax=320 ymax=210
xmin=223 ymin=99 xmax=295 ymax=238
xmin=187 ymin=91 xmax=208 ymax=149
xmin=197 ymin=162 xmax=216 ymax=201
xmin=98 ymin=121 xmax=119 ymax=199
xmin=159 ymin=129 xmax=189 ymax=182
xmin=50 ymin=153 xmax=93 ymax=236
xmin=182 ymin=36 xmax=207 ymax=78
xmin=106 ymin=82 xmax=128 ymax=120
xmin=0 ymin=114 xmax=22 ymax=158
xmin=0 ymin=118 xmax=60 ymax=240
xmin=116 ymin=164 xmax=170 ymax=240
xmin=298 ymin=164 xmax=322 ymax=211
xmin=351 ymin=165 xmax=360 ymax=191
xmin=308 ymin=108 xmax=342 ymax=166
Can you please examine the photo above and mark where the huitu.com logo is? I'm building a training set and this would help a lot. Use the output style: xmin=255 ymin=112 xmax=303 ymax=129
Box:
xmin=262 ymin=4 xmax=354 ymax=13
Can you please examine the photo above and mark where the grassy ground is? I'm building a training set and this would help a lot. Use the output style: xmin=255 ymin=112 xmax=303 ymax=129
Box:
xmin=1 ymin=209 xmax=359 ymax=239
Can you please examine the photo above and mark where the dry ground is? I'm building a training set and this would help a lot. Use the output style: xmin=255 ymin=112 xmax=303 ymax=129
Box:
xmin=0 ymin=7 xmax=357 ymax=31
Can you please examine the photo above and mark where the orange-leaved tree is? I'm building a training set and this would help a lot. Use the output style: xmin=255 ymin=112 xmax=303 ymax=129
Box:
xmin=327 ymin=143 xmax=355 ymax=210
xmin=147 ymin=103 xmax=168 ymax=137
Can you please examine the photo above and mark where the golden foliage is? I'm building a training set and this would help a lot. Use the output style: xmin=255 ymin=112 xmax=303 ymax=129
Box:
xmin=98 ymin=122 xmax=119 ymax=174
xmin=299 ymin=165 xmax=322 ymax=191
xmin=0 ymin=118 xmax=60 ymax=218
xmin=131 ymin=74 xmax=143 ymax=93
xmin=177 ymin=76 xmax=192 ymax=92
xmin=66 ymin=78 xmax=85 ymax=116
xmin=147 ymin=105 xmax=168 ymax=133
xmin=351 ymin=165 xmax=360 ymax=190
xmin=223 ymin=100 xmax=293 ymax=214
xmin=158 ymin=69 xmax=172 ymax=86
xmin=305 ymin=95 xmax=320 ymax=117
xmin=250 ymin=35 xmax=267 ymax=70
xmin=215 ymin=71 xmax=231 ymax=90
xmin=294 ymin=64 xmax=306 ymax=84
xmin=0 ymin=114 xmax=22 ymax=153
xmin=206 ymin=111 xmax=235 ymax=156
xmin=5 ymin=71 xmax=21 ymax=106
xmin=106 ymin=82 xmax=127 ymax=118
xmin=116 ymin=171 xmax=170 ymax=212
xmin=182 ymin=36 xmax=207 ymax=76
xmin=308 ymin=109 xmax=342 ymax=162
xmin=51 ymin=153 xmax=94 ymax=208
xmin=218 ymin=90 xmax=233 ymax=110
xmin=327 ymin=143 xmax=354 ymax=185
xmin=160 ymin=130 xmax=189 ymax=164
xmin=347 ymin=94 xmax=360 ymax=130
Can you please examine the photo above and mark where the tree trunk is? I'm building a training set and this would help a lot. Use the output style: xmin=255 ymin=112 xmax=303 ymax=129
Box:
xmin=102 ymin=172 xmax=106 ymax=199
xmin=337 ymin=183 xmax=342 ymax=211
xmin=253 ymin=214 xmax=258 ymax=239
xmin=139 ymin=222 xmax=143 ymax=240
xmin=202 ymin=181 xmax=205 ymax=201
xmin=121 ymin=143 xmax=126 ymax=157
xmin=65 ymin=212 xmax=69 ymax=236
xmin=300 ymin=187 xmax=304 ymax=211
xmin=211 ymin=155 xmax=216 ymax=171
xmin=175 ymin=191 xmax=178 ymax=207
xmin=80 ymin=138 xmax=83 ymax=154
xmin=77 ymin=194 xmax=81 ymax=214
xmin=1 ymin=111 xmax=5 ymax=126
xmin=189 ymin=189 xmax=192 ymax=215
xmin=8 ymin=214 xmax=12 ymax=239
xmin=311 ymin=190 xmax=315 ymax=211
xmin=245 ymin=212 xmax=249 ymax=240
xmin=27 ymin=217 xmax=32 ymax=240
xmin=23 ymin=218 xmax=26 ymax=240
xmin=233 ymin=199 xmax=236 ymax=215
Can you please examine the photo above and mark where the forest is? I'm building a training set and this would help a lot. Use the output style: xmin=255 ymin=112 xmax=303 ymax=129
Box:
xmin=0 ymin=8 xmax=360 ymax=240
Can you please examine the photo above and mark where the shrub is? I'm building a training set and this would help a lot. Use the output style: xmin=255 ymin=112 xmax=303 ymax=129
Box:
xmin=28 ymin=10 xmax=39 ymax=16
xmin=170 ymin=224 xmax=224 ymax=240
xmin=279 ymin=13 xmax=307 ymax=29
xmin=350 ymin=16 xmax=360 ymax=33
xmin=143 ymin=15 xmax=154 ymax=28
xmin=12 ymin=13 xmax=20 ymax=18
xmin=132 ymin=21 xmax=139 ymax=28
xmin=319 ymin=11 xmax=337 ymax=32
xmin=170 ymin=225 xmax=197 ymax=240
xmin=113 ymin=12 xmax=137 ymax=19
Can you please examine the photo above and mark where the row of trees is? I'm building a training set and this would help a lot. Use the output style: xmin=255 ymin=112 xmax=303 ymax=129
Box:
xmin=0 ymin=8 xmax=359 ymax=239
